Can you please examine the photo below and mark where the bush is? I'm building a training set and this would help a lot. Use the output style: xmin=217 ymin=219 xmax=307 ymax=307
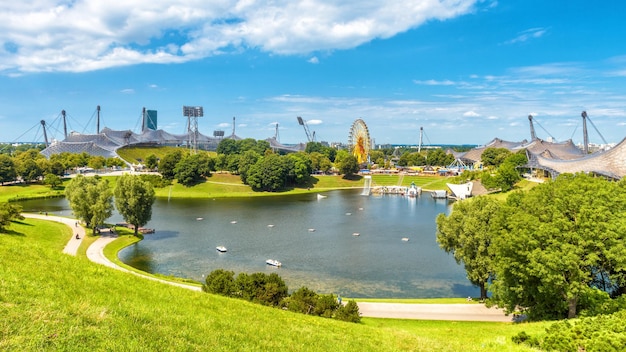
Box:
xmin=202 ymin=269 xmax=235 ymax=296
xmin=334 ymin=300 xmax=361 ymax=323
xmin=139 ymin=174 xmax=171 ymax=188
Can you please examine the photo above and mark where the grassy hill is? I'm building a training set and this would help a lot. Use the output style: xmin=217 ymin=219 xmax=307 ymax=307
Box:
xmin=0 ymin=218 xmax=549 ymax=351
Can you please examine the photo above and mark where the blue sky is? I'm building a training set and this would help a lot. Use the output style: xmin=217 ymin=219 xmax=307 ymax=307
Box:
xmin=1 ymin=0 xmax=626 ymax=146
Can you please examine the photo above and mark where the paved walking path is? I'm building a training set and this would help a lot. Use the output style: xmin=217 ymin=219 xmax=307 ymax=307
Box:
xmin=24 ymin=213 xmax=512 ymax=322
xmin=23 ymin=213 xmax=85 ymax=255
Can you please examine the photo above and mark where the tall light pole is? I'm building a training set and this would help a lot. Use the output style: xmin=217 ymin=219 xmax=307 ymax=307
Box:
xmin=183 ymin=106 xmax=203 ymax=154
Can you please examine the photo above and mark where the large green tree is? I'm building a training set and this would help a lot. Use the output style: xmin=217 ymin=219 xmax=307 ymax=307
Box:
xmin=114 ymin=174 xmax=156 ymax=236
xmin=0 ymin=154 xmax=17 ymax=185
xmin=65 ymin=175 xmax=114 ymax=233
xmin=436 ymin=196 xmax=502 ymax=299
xmin=491 ymin=173 xmax=626 ymax=319
xmin=246 ymin=154 xmax=290 ymax=191
xmin=338 ymin=155 xmax=359 ymax=177
xmin=480 ymin=148 xmax=511 ymax=168
xmin=158 ymin=149 xmax=184 ymax=180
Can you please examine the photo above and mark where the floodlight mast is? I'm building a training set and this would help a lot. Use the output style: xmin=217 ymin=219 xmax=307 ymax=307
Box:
xmin=183 ymin=106 xmax=203 ymax=154
xmin=297 ymin=116 xmax=313 ymax=142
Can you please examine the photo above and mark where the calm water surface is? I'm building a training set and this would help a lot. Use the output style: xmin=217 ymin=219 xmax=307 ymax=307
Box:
xmin=20 ymin=190 xmax=476 ymax=298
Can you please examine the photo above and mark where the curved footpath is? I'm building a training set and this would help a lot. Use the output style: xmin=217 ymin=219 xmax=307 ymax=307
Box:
xmin=24 ymin=213 xmax=512 ymax=322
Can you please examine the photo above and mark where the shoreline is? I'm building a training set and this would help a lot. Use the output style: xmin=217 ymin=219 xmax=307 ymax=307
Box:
xmin=22 ymin=213 xmax=512 ymax=322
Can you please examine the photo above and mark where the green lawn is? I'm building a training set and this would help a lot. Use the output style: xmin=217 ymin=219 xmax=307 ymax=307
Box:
xmin=0 ymin=218 xmax=549 ymax=351
xmin=0 ymin=182 xmax=66 ymax=203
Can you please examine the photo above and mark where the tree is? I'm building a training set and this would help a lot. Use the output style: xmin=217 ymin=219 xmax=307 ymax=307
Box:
xmin=114 ymin=174 xmax=156 ymax=236
xmin=217 ymin=138 xmax=239 ymax=155
xmin=174 ymin=153 xmax=212 ymax=186
xmin=238 ymin=150 xmax=261 ymax=184
xmin=436 ymin=196 xmax=502 ymax=300
xmin=0 ymin=154 xmax=17 ymax=185
xmin=287 ymin=152 xmax=312 ymax=185
xmin=144 ymin=154 xmax=158 ymax=170
xmin=246 ymin=154 xmax=290 ymax=191
xmin=158 ymin=150 xmax=184 ymax=180
xmin=338 ymin=155 xmax=359 ymax=177
xmin=203 ymin=269 xmax=236 ymax=296
xmin=16 ymin=158 xmax=43 ymax=183
xmin=0 ymin=203 xmax=23 ymax=232
xmin=309 ymin=152 xmax=332 ymax=173
xmin=43 ymin=173 xmax=62 ymax=189
xmin=490 ymin=173 xmax=626 ymax=320
xmin=334 ymin=300 xmax=361 ymax=323
xmin=481 ymin=148 xmax=511 ymax=168
xmin=65 ymin=175 xmax=113 ymax=233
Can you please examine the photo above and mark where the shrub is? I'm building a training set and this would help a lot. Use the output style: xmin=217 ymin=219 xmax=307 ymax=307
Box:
xmin=334 ymin=300 xmax=361 ymax=323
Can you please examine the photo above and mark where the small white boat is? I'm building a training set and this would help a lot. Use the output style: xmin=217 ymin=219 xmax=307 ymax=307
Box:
xmin=352 ymin=232 xmax=360 ymax=237
xmin=196 ymin=217 xmax=204 ymax=221
xmin=345 ymin=212 xmax=352 ymax=216
xmin=267 ymin=224 xmax=275 ymax=228
xmin=230 ymin=220 xmax=237 ymax=224
xmin=317 ymin=194 xmax=327 ymax=200
xmin=308 ymin=228 xmax=316 ymax=232
xmin=266 ymin=259 xmax=282 ymax=267
xmin=216 ymin=246 xmax=227 ymax=252
xmin=401 ymin=237 xmax=410 ymax=242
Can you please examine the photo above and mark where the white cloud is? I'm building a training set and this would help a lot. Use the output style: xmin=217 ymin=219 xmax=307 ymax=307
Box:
xmin=413 ymin=79 xmax=455 ymax=86
xmin=120 ymin=88 xmax=135 ymax=94
xmin=218 ymin=122 xmax=230 ymax=128
xmin=307 ymin=119 xmax=323 ymax=125
xmin=463 ymin=110 xmax=480 ymax=117
xmin=0 ymin=0 xmax=478 ymax=74
xmin=504 ymin=27 xmax=548 ymax=45
xmin=308 ymin=56 xmax=319 ymax=64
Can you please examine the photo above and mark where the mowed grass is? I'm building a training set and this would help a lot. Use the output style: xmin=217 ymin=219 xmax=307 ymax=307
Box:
xmin=1 ymin=218 xmax=549 ymax=351
xmin=152 ymin=173 xmax=455 ymax=199
xmin=0 ymin=182 xmax=66 ymax=203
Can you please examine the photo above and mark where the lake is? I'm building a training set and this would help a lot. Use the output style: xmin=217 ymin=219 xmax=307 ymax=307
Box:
xmin=19 ymin=190 xmax=476 ymax=298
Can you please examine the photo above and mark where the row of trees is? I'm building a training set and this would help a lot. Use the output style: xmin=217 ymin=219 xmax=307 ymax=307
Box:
xmin=203 ymin=269 xmax=361 ymax=323
xmin=154 ymin=139 xmax=361 ymax=190
xmin=0 ymin=149 xmax=125 ymax=186
xmin=436 ymin=173 xmax=626 ymax=320
xmin=65 ymin=174 xmax=155 ymax=235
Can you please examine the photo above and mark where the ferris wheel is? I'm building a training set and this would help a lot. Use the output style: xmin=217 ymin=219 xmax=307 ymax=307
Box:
xmin=348 ymin=118 xmax=371 ymax=164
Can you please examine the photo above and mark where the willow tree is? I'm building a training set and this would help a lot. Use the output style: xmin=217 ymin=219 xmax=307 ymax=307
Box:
xmin=114 ymin=174 xmax=155 ymax=236
xmin=65 ymin=175 xmax=113 ymax=233
xmin=436 ymin=196 xmax=502 ymax=300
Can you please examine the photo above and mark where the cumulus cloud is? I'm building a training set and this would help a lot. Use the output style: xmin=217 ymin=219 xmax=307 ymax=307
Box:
xmin=0 ymin=0 xmax=477 ymax=74
xmin=463 ymin=110 xmax=480 ymax=117
xmin=307 ymin=119 xmax=323 ymax=125
xmin=308 ymin=56 xmax=320 ymax=64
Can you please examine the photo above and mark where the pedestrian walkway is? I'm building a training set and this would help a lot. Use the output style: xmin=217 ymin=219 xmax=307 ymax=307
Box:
xmin=22 ymin=213 xmax=85 ymax=255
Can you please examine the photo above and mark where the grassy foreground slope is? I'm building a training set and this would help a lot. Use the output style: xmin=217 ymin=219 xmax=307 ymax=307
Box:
xmin=0 ymin=219 xmax=548 ymax=351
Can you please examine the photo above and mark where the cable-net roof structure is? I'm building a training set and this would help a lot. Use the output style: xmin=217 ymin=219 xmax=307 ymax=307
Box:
xmin=40 ymin=127 xmax=228 ymax=159
xmin=451 ymin=136 xmax=626 ymax=179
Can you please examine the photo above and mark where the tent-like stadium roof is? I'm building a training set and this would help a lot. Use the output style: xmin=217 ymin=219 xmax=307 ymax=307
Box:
xmin=40 ymin=127 xmax=228 ymax=159
xmin=528 ymin=137 xmax=626 ymax=179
